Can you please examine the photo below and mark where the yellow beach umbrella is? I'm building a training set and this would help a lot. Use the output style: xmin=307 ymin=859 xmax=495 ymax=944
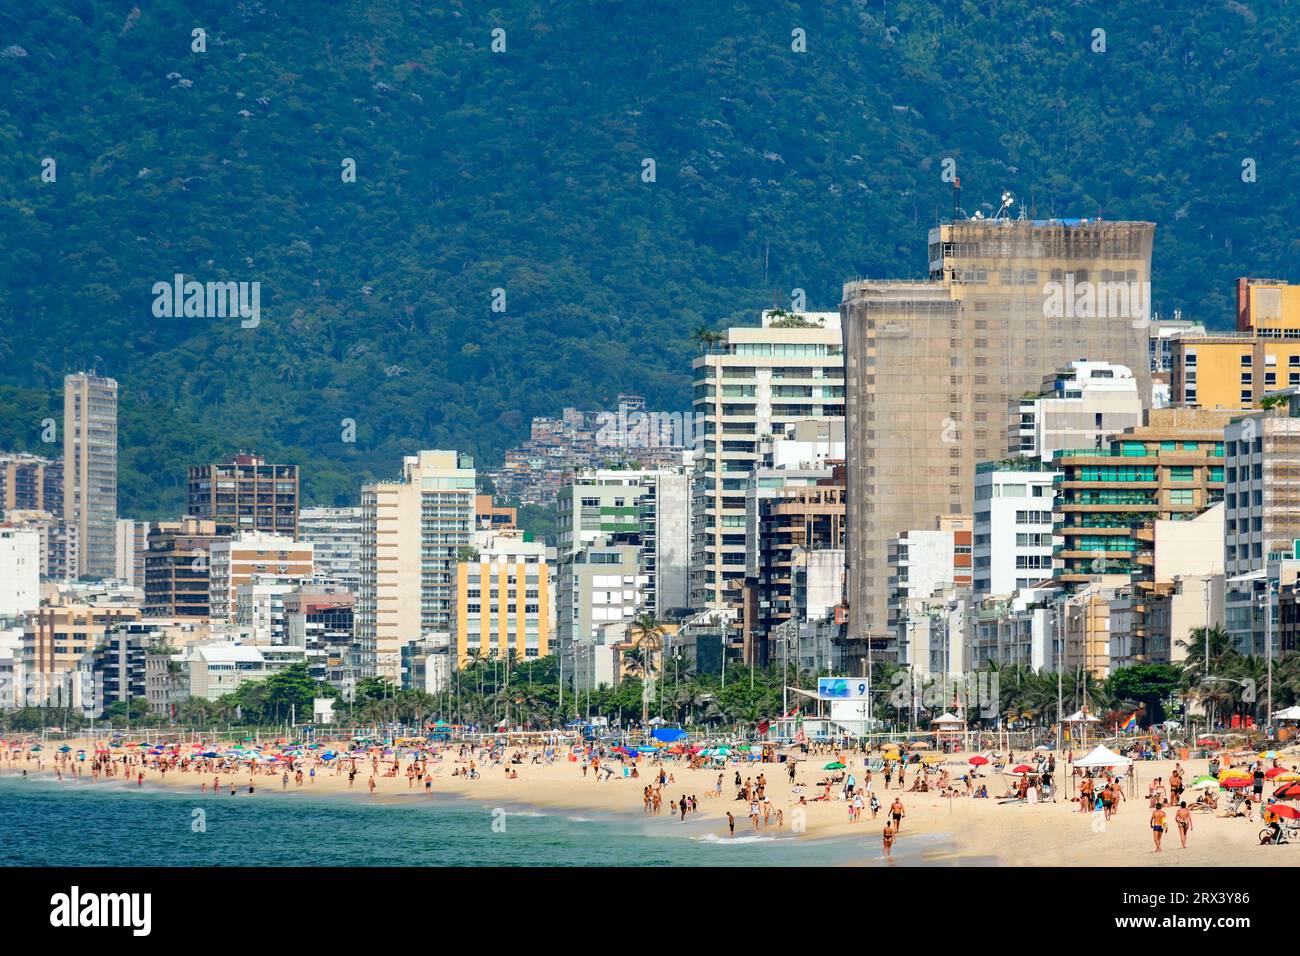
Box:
xmin=923 ymin=754 xmax=945 ymax=765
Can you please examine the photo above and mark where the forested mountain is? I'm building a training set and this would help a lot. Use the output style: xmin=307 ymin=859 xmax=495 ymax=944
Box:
xmin=2 ymin=0 xmax=1297 ymax=516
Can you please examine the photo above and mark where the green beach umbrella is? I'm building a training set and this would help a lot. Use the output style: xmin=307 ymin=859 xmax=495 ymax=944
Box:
xmin=824 ymin=761 xmax=846 ymax=770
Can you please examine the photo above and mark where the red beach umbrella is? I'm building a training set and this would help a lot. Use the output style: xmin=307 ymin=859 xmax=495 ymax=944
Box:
xmin=1221 ymin=778 xmax=1252 ymax=789
xmin=969 ymin=756 xmax=989 ymax=766
xmin=1273 ymin=782 xmax=1300 ymax=800
xmin=1011 ymin=764 xmax=1035 ymax=774
xmin=1265 ymin=767 xmax=1288 ymax=779
xmin=1271 ymin=803 xmax=1300 ymax=820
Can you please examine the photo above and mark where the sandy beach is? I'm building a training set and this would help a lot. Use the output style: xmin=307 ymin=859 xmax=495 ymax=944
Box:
xmin=6 ymin=739 xmax=1298 ymax=866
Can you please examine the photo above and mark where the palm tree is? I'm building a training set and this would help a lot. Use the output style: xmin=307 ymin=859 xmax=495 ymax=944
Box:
xmin=1177 ymin=625 xmax=1237 ymax=731
xmin=628 ymin=614 xmax=665 ymax=728
xmin=690 ymin=325 xmax=723 ymax=353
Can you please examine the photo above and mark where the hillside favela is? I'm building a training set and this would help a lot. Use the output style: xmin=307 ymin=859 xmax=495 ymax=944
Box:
xmin=1 ymin=2 xmax=1297 ymax=921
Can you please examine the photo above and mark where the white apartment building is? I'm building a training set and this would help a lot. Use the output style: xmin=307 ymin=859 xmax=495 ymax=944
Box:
xmin=359 ymin=451 xmax=476 ymax=682
xmin=691 ymin=310 xmax=844 ymax=608
xmin=1010 ymin=361 xmax=1143 ymax=462
xmin=183 ymin=643 xmax=306 ymax=700
xmin=887 ymin=523 xmax=961 ymax=675
xmin=209 ymin=532 xmax=314 ymax=622
xmin=972 ymin=461 xmax=1059 ymax=599
xmin=298 ymin=506 xmax=363 ymax=591
xmin=557 ymin=538 xmax=647 ymax=689
xmin=555 ymin=468 xmax=691 ymax=615
xmin=235 ymin=575 xmax=303 ymax=645
xmin=114 ymin=518 xmax=150 ymax=588
xmin=0 ymin=527 xmax=40 ymax=618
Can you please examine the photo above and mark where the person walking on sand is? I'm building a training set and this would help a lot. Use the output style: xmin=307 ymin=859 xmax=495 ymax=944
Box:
xmin=1150 ymin=802 xmax=1166 ymax=853
xmin=890 ymin=796 xmax=905 ymax=831
xmin=1175 ymin=801 xmax=1193 ymax=848
xmin=882 ymin=820 xmax=896 ymax=859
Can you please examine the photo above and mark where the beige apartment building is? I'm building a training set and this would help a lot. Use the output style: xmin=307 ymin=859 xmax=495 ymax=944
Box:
xmin=359 ymin=450 xmax=476 ymax=682
xmin=841 ymin=218 xmax=1154 ymax=668
xmin=20 ymin=602 xmax=142 ymax=707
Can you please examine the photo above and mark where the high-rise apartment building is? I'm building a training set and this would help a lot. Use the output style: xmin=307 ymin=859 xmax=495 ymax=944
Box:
xmin=187 ymin=454 xmax=300 ymax=537
xmin=298 ymin=506 xmax=363 ymax=592
xmin=886 ymin=515 xmax=971 ymax=675
xmin=841 ymin=218 xmax=1154 ymax=667
xmin=0 ymin=528 xmax=41 ymax=618
xmin=1053 ymin=409 xmax=1232 ymax=587
xmin=691 ymin=310 xmax=845 ymax=609
xmin=1223 ymin=398 xmax=1300 ymax=579
xmin=737 ymin=466 xmax=845 ymax=664
xmin=972 ymin=460 xmax=1059 ymax=599
xmin=556 ymin=469 xmax=692 ymax=617
xmin=0 ymin=453 xmax=62 ymax=518
xmin=452 ymin=530 xmax=552 ymax=665
xmin=208 ymin=531 xmax=314 ymax=621
xmin=114 ymin=518 xmax=151 ymax=586
xmin=143 ymin=518 xmax=225 ymax=618
xmin=63 ymin=372 xmax=118 ymax=579
xmin=359 ymin=451 xmax=476 ymax=682
xmin=3 ymin=509 xmax=78 ymax=580
xmin=284 ymin=585 xmax=358 ymax=688
xmin=557 ymin=537 xmax=646 ymax=689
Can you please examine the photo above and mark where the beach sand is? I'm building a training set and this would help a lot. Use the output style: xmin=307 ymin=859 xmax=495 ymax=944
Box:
xmin=7 ymin=740 xmax=1297 ymax=866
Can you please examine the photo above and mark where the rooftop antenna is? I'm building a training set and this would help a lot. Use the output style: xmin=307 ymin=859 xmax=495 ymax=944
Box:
xmin=992 ymin=190 xmax=1015 ymax=221
xmin=952 ymin=176 xmax=963 ymax=221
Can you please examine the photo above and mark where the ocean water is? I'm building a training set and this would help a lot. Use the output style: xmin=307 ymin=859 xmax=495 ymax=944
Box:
xmin=0 ymin=776 xmax=956 ymax=866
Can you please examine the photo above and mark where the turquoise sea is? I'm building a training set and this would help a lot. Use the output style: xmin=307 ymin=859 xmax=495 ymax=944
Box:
xmin=0 ymin=775 xmax=960 ymax=866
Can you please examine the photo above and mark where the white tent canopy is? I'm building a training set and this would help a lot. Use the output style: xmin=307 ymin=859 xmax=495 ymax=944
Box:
xmin=1073 ymin=744 xmax=1133 ymax=768
xmin=1064 ymin=710 xmax=1101 ymax=723
xmin=932 ymin=713 xmax=963 ymax=725
xmin=1273 ymin=705 xmax=1300 ymax=721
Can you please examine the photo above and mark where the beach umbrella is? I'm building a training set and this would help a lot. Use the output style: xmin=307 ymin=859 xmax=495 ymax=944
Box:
xmin=58 ymin=746 xmax=71 ymax=753
xmin=1266 ymin=767 xmax=1288 ymax=779
xmin=1011 ymin=764 xmax=1035 ymax=774
xmin=30 ymin=745 xmax=42 ymax=752
xmin=1191 ymin=779 xmax=1219 ymax=790
xmin=1192 ymin=774 xmax=1218 ymax=786
xmin=1271 ymin=804 xmax=1300 ymax=820
xmin=1221 ymin=778 xmax=1252 ymax=789
xmin=968 ymin=755 xmax=989 ymax=766
xmin=1259 ymin=751 xmax=1278 ymax=760
xmin=824 ymin=762 xmax=846 ymax=770
xmin=1275 ymin=772 xmax=1300 ymax=783
xmin=1273 ymin=782 xmax=1300 ymax=800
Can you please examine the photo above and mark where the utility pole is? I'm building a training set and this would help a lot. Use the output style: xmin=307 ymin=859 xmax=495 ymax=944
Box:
xmin=1266 ymin=581 xmax=1275 ymax=737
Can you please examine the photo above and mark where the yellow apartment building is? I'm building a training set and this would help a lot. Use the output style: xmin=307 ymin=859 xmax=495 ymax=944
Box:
xmin=1172 ymin=278 xmax=1300 ymax=410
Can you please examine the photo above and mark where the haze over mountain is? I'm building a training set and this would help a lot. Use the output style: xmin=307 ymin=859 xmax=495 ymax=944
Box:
xmin=2 ymin=0 xmax=1296 ymax=516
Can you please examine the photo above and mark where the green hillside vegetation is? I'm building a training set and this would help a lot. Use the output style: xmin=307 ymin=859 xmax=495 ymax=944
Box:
xmin=2 ymin=1 xmax=1297 ymax=518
